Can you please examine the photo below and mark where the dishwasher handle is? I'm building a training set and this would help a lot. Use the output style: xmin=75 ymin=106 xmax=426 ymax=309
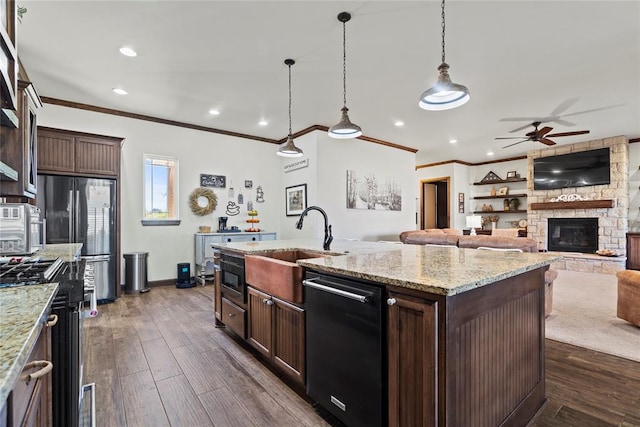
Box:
xmin=303 ymin=278 xmax=371 ymax=303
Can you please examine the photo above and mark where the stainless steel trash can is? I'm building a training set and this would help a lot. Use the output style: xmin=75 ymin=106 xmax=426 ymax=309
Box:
xmin=123 ymin=252 xmax=150 ymax=294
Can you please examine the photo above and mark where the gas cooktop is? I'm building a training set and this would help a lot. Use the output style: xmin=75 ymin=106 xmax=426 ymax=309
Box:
xmin=0 ymin=257 xmax=65 ymax=288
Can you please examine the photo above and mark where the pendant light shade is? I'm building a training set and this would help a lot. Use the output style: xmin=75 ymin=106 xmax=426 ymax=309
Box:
xmin=418 ymin=0 xmax=470 ymax=111
xmin=328 ymin=12 xmax=362 ymax=139
xmin=277 ymin=58 xmax=303 ymax=158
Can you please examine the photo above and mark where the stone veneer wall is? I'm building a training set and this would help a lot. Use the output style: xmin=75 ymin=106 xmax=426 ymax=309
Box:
xmin=527 ymin=136 xmax=629 ymax=274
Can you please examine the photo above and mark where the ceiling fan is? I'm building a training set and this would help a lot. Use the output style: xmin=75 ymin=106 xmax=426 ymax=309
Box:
xmin=499 ymin=98 xmax=623 ymax=134
xmin=495 ymin=121 xmax=590 ymax=148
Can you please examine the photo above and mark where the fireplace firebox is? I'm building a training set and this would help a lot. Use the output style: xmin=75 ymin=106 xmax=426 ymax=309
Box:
xmin=547 ymin=218 xmax=598 ymax=253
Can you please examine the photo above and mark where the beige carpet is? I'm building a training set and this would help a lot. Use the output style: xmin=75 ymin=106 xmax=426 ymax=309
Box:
xmin=545 ymin=270 xmax=640 ymax=362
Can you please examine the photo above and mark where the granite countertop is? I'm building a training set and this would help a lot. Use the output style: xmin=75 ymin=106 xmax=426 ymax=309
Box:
xmin=35 ymin=243 xmax=83 ymax=262
xmin=0 ymin=283 xmax=58 ymax=405
xmin=214 ymin=239 xmax=559 ymax=296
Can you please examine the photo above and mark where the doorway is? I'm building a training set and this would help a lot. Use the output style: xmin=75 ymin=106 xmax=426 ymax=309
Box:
xmin=420 ymin=177 xmax=450 ymax=230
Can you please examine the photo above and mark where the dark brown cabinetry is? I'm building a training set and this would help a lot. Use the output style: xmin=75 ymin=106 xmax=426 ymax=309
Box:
xmin=386 ymin=266 xmax=547 ymax=426
xmin=220 ymin=297 xmax=246 ymax=339
xmin=247 ymin=286 xmax=305 ymax=385
xmin=387 ymin=291 xmax=438 ymax=427
xmin=6 ymin=320 xmax=52 ymax=427
xmin=214 ymin=269 xmax=222 ymax=324
xmin=626 ymin=232 xmax=640 ymax=270
xmin=0 ymin=0 xmax=18 ymax=113
xmin=0 ymin=73 xmax=41 ymax=199
xmin=37 ymin=127 xmax=121 ymax=177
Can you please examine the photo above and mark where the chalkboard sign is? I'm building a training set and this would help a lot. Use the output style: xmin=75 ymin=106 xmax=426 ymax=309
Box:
xmin=200 ymin=174 xmax=226 ymax=188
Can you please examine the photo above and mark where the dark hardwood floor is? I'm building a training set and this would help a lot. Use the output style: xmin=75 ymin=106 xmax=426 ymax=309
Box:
xmin=84 ymin=285 xmax=640 ymax=427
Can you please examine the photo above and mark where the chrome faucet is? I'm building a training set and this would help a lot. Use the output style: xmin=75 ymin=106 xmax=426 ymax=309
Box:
xmin=295 ymin=206 xmax=333 ymax=251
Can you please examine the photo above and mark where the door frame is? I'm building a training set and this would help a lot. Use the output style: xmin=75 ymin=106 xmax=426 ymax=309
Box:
xmin=419 ymin=177 xmax=451 ymax=230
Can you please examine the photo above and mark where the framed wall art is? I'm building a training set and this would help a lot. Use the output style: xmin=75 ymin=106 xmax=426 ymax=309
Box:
xmin=285 ymin=184 xmax=307 ymax=216
xmin=200 ymin=174 xmax=226 ymax=188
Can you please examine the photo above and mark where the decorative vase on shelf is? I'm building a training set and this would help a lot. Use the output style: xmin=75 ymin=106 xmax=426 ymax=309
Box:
xmin=491 ymin=187 xmax=497 ymax=196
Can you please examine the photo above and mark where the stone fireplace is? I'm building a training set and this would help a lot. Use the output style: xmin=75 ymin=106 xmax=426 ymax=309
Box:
xmin=547 ymin=218 xmax=598 ymax=253
xmin=527 ymin=136 xmax=629 ymax=274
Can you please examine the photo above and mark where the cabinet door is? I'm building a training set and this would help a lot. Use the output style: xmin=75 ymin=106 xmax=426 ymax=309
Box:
xmin=214 ymin=269 xmax=222 ymax=322
xmin=247 ymin=286 xmax=273 ymax=358
xmin=272 ymin=297 xmax=305 ymax=385
xmin=37 ymin=129 xmax=75 ymax=173
xmin=75 ymin=136 xmax=120 ymax=176
xmin=626 ymin=233 xmax=640 ymax=270
xmin=387 ymin=292 xmax=438 ymax=427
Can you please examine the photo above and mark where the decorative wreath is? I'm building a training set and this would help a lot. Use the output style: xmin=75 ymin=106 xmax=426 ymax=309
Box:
xmin=189 ymin=187 xmax=217 ymax=216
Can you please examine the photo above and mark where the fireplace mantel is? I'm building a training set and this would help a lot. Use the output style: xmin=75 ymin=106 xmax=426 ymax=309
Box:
xmin=530 ymin=200 xmax=614 ymax=210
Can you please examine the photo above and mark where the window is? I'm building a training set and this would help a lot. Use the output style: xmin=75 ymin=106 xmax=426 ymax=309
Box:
xmin=142 ymin=154 xmax=180 ymax=225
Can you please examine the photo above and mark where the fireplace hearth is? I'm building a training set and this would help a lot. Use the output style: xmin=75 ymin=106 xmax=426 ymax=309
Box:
xmin=547 ymin=218 xmax=598 ymax=253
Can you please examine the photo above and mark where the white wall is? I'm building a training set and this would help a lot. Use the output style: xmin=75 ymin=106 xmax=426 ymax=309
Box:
xmin=278 ymin=131 xmax=416 ymax=243
xmin=38 ymin=105 xmax=281 ymax=281
xmin=628 ymin=142 xmax=640 ymax=231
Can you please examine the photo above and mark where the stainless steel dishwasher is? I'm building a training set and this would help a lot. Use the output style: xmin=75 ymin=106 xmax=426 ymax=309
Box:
xmin=303 ymin=271 xmax=386 ymax=427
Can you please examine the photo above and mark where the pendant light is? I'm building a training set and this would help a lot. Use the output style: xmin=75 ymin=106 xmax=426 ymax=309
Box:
xmin=328 ymin=12 xmax=362 ymax=139
xmin=277 ymin=59 xmax=303 ymax=158
xmin=419 ymin=0 xmax=470 ymax=111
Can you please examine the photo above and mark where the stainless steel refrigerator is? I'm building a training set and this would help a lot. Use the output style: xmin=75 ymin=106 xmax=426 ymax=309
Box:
xmin=37 ymin=175 xmax=117 ymax=302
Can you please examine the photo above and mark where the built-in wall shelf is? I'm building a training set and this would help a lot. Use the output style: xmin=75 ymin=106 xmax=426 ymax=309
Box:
xmin=473 ymin=178 xmax=526 ymax=185
xmin=473 ymin=194 xmax=527 ymax=200
xmin=530 ymin=200 xmax=614 ymax=210
xmin=474 ymin=210 xmax=527 ymax=214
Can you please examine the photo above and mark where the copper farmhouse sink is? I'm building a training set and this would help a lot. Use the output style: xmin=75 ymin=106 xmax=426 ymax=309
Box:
xmin=244 ymin=250 xmax=334 ymax=303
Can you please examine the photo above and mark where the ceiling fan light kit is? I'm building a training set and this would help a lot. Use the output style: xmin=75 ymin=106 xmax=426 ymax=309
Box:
xmin=328 ymin=11 xmax=362 ymax=139
xmin=419 ymin=0 xmax=470 ymax=111
xmin=277 ymin=58 xmax=304 ymax=158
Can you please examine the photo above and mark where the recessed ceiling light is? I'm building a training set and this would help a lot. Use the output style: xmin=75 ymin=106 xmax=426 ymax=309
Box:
xmin=486 ymin=151 xmax=494 ymax=156
xmin=394 ymin=121 xmax=405 ymax=127
xmin=208 ymin=109 xmax=220 ymax=116
xmin=258 ymin=120 xmax=268 ymax=126
xmin=112 ymin=88 xmax=128 ymax=95
xmin=449 ymin=139 xmax=457 ymax=144
xmin=119 ymin=47 xmax=137 ymax=57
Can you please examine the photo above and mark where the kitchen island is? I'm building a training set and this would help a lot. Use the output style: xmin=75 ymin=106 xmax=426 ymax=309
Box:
xmin=213 ymin=239 xmax=559 ymax=426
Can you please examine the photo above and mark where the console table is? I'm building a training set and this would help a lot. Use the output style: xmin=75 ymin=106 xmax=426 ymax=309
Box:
xmin=194 ymin=231 xmax=277 ymax=284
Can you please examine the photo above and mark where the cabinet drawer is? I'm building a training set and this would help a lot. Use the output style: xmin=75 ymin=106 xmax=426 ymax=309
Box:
xmin=9 ymin=326 xmax=50 ymax=427
xmin=221 ymin=297 xmax=246 ymax=338
xmin=259 ymin=233 xmax=277 ymax=241
xmin=223 ymin=235 xmax=258 ymax=243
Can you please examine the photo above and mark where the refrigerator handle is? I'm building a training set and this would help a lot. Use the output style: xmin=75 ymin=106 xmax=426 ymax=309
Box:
xmin=75 ymin=190 xmax=80 ymax=242
xmin=68 ymin=190 xmax=73 ymax=239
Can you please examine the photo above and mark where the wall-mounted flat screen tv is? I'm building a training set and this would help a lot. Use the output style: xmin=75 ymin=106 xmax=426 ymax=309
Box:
xmin=533 ymin=147 xmax=610 ymax=190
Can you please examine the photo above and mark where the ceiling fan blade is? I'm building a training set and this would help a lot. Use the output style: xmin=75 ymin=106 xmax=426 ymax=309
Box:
xmin=539 ymin=138 xmax=557 ymax=146
xmin=552 ymin=118 xmax=576 ymax=127
xmin=561 ymin=104 xmax=624 ymax=118
xmin=546 ymin=130 xmax=590 ymax=138
xmin=499 ymin=117 xmax=541 ymax=122
xmin=508 ymin=122 xmax=537 ymax=134
xmin=495 ymin=137 xmax=526 ymax=140
xmin=538 ymin=126 xmax=553 ymax=137
xmin=550 ymin=98 xmax=579 ymax=116
xmin=502 ymin=139 xmax=528 ymax=148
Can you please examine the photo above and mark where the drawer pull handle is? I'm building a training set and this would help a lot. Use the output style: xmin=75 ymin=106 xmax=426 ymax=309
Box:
xmin=46 ymin=314 xmax=58 ymax=327
xmin=387 ymin=298 xmax=397 ymax=306
xmin=228 ymin=313 xmax=236 ymax=318
xmin=23 ymin=360 xmax=53 ymax=383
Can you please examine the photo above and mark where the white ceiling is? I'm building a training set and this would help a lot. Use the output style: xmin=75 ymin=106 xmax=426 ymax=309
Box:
xmin=15 ymin=1 xmax=640 ymax=164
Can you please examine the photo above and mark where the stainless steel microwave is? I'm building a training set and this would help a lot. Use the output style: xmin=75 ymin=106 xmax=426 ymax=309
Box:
xmin=0 ymin=203 xmax=45 ymax=255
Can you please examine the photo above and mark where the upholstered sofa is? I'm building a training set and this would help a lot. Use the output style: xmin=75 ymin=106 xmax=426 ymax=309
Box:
xmin=399 ymin=230 xmax=557 ymax=316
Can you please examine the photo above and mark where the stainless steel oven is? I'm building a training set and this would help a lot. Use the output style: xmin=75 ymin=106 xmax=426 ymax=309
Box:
xmin=0 ymin=202 xmax=45 ymax=255
xmin=219 ymin=252 xmax=245 ymax=306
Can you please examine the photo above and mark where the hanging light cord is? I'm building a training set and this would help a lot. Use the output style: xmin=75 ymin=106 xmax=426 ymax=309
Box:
xmin=288 ymin=62 xmax=293 ymax=136
xmin=440 ymin=0 xmax=446 ymax=64
xmin=342 ymin=19 xmax=347 ymax=108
